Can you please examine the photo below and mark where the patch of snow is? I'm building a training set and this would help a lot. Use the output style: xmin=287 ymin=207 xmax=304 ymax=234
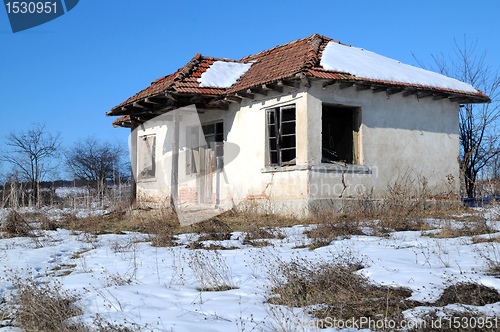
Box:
xmin=55 ymin=186 xmax=88 ymax=197
xmin=198 ymin=61 xmax=252 ymax=88
xmin=320 ymin=41 xmax=478 ymax=93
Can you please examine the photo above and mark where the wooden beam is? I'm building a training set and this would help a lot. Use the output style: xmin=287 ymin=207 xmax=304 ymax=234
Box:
xmin=133 ymin=102 xmax=148 ymax=109
xmin=171 ymin=108 xmax=180 ymax=209
xmin=339 ymin=82 xmax=354 ymax=89
xmin=262 ymin=84 xmax=283 ymax=93
xmin=164 ymin=93 xmax=177 ymax=101
xmin=449 ymin=95 xmax=468 ymax=102
xmin=416 ymin=91 xmax=433 ymax=98
xmin=371 ymin=85 xmax=386 ymax=93
xmin=322 ymin=79 xmax=337 ymax=88
xmin=235 ymin=91 xmax=255 ymax=99
xmin=277 ymin=79 xmax=298 ymax=89
xmin=144 ymin=98 xmax=161 ymax=105
xmin=130 ymin=118 xmax=138 ymax=208
xmin=355 ymin=83 xmax=370 ymax=91
xmin=225 ymin=95 xmax=242 ymax=103
xmin=189 ymin=95 xmax=205 ymax=103
xmin=296 ymin=73 xmax=311 ymax=88
xmin=206 ymin=101 xmax=229 ymax=110
xmin=387 ymin=87 xmax=403 ymax=95
xmin=248 ymin=88 xmax=267 ymax=96
xmin=432 ymin=94 xmax=449 ymax=100
xmin=403 ymin=88 xmax=417 ymax=97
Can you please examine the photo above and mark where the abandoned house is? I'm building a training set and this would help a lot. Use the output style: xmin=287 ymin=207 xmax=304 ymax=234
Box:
xmin=107 ymin=34 xmax=490 ymax=216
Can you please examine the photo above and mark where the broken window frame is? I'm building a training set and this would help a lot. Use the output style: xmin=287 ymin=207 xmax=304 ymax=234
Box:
xmin=138 ymin=134 xmax=156 ymax=181
xmin=266 ymin=105 xmax=297 ymax=166
xmin=186 ymin=121 xmax=224 ymax=175
xmin=186 ymin=126 xmax=200 ymax=175
xmin=321 ymin=104 xmax=360 ymax=165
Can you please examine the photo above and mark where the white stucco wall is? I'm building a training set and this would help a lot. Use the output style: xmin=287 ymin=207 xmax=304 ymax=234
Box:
xmin=307 ymin=80 xmax=460 ymax=200
xmin=134 ymin=121 xmax=172 ymax=204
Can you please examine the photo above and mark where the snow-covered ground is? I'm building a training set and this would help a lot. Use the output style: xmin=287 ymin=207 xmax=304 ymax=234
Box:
xmin=1 ymin=207 xmax=500 ymax=331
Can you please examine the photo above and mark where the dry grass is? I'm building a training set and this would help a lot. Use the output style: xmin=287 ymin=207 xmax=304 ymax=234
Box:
xmin=1 ymin=210 xmax=33 ymax=237
xmin=189 ymin=218 xmax=233 ymax=241
xmin=305 ymin=212 xmax=364 ymax=247
xmin=471 ymin=236 xmax=500 ymax=244
xmin=180 ymin=207 xmax=304 ymax=234
xmin=267 ymin=255 xmax=420 ymax=326
xmin=185 ymin=242 xmax=239 ymax=250
xmin=7 ymin=275 xmax=141 ymax=332
xmin=267 ymin=255 xmax=500 ymax=331
xmin=188 ymin=250 xmax=238 ymax=291
xmin=435 ymin=282 xmax=500 ymax=307
xmin=242 ymin=227 xmax=284 ymax=247
xmin=427 ymin=220 xmax=495 ymax=239
xmin=59 ymin=210 xmax=129 ymax=235
xmin=142 ymin=211 xmax=180 ymax=247
xmin=12 ymin=277 xmax=87 ymax=332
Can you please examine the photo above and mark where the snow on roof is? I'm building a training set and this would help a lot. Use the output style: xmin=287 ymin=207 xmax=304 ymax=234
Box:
xmin=198 ymin=61 xmax=253 ymax=88
xmin=320 ymin=41 xmax=478 ymax=94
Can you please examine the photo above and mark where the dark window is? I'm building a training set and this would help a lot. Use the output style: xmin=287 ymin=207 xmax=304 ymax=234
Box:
xmin=267 ymin=105 xmax=296 ymax=166
xmin=322 ymin=105 xmax=359 ymax=164
xmin=138 ymin=135 xmax=156 ymax=180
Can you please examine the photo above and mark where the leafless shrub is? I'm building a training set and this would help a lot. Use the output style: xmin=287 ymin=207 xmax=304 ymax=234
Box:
xmin=11 ymin=276 xmax=87 ymax=332
xmin=22 ymin=211 xmax=58 ymax=231
xmin=2 ymin=210 xmax=33 ymax=237
xmin=142 ymin=210 xmax=180 ymax=247
xmin=188 ymin=250 xmax=237 ymax=291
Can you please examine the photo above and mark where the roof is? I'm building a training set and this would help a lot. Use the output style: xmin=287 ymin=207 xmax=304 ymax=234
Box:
xmin=108 ymin=34 xmax=490 ymax=121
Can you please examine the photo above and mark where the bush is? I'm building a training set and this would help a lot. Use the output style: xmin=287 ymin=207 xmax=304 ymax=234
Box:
xmin=12 ymin=277 xmax=87 ymax=332
xmin=2 ymin=210 xmax=33 ymax=237
xmin=188 ymin=250 xmax=237 ymax=291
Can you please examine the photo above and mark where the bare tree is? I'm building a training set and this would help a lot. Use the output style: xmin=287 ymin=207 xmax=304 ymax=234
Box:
xmin=65 ymin=136 xmax=127 ymax=194
xmin=416 ymin=38 xmax=500 ymax=198
xmin=1 ymin=123 xmax=62 ymax=205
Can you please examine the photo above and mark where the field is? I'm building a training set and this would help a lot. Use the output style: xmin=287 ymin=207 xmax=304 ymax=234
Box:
xmin=1 ymin=190 xmax=500 ymax=331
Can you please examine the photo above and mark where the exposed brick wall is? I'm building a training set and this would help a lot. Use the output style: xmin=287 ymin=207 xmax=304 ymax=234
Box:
xmin=179 ymin=183 xmax=198 ymax=204
xmin=245 ymin=193 xmax=269 ymax=200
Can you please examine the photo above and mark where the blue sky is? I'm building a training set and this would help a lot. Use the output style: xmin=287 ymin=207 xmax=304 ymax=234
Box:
xmin=0 ymin=0 xmax=499 ymax=178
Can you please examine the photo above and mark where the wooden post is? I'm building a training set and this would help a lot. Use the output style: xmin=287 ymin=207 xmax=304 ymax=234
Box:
xmin=130 ymin=118 xmax=138 ymax=208
xmin=170 ymin=109 xmax=180 ymax=209
xmin=216 ymin=155 xmax=221 ymax=207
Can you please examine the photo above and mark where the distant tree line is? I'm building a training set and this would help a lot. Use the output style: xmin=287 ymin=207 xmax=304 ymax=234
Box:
xmin=0 ymin=123 xmax=129 ymax=207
